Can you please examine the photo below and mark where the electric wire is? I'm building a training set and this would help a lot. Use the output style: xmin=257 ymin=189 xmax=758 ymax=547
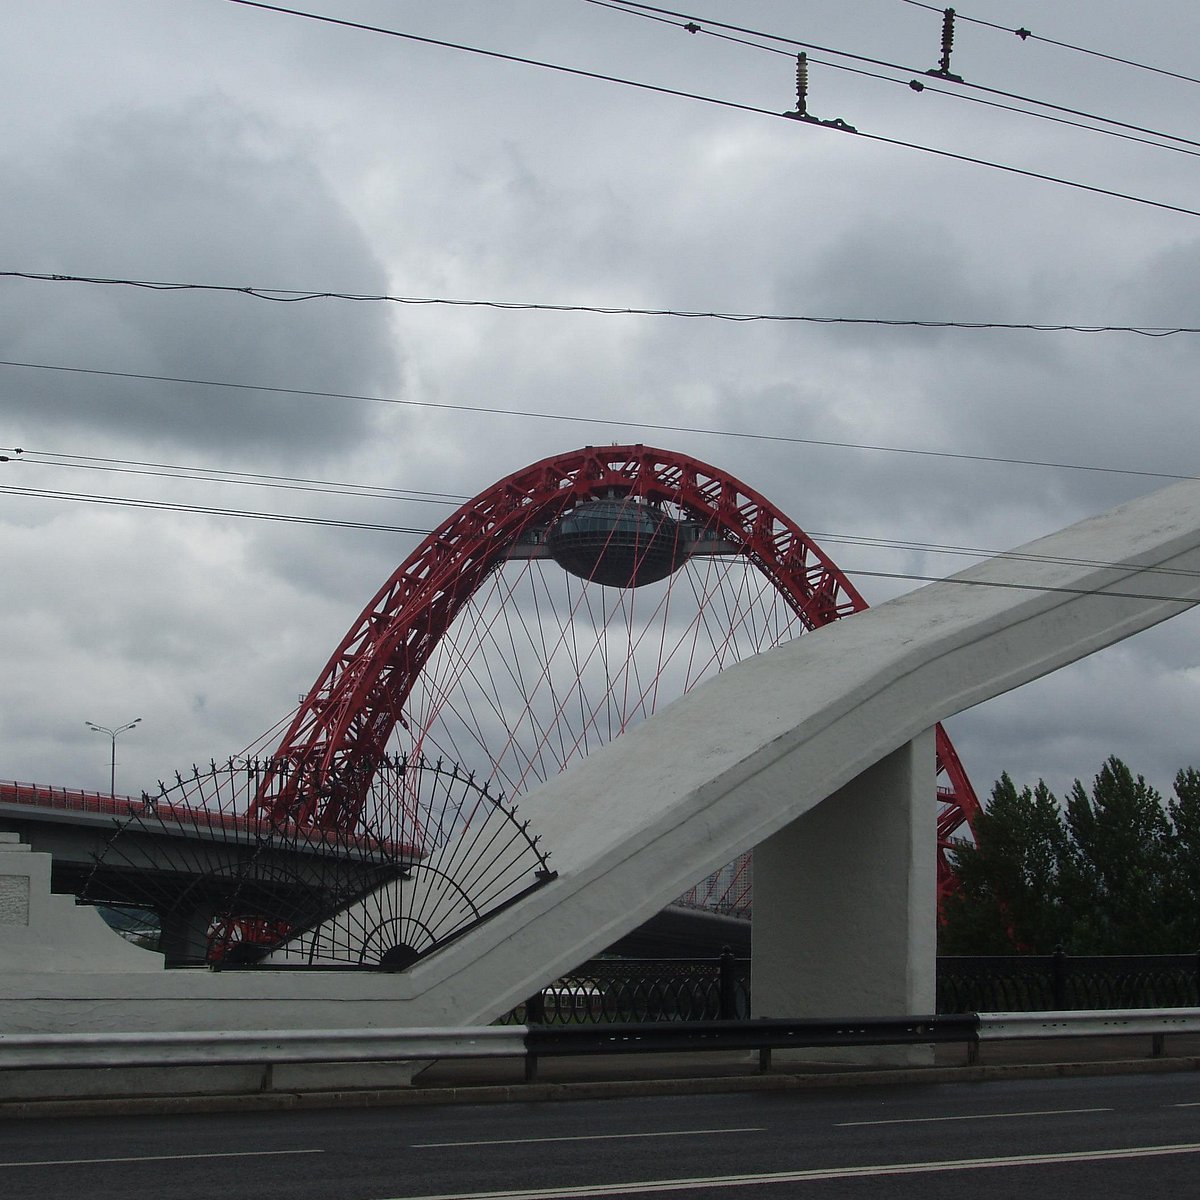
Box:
xmin=2 ymin=451 xmax=1190 ymax=580
xmin=897 ymin=0 xmax=1200 ymax=89
xmin=8 ymin=445 xmax=1200 ymax=584
xmin=216 ymin=0 xmax=1200 ymax=220
xmin=2 ymin=447 xmax=466 ymax=507
xmin=4 ymin=357 xmax=1199 ymax=482
xmin=7 ymin=448 xmax=1200 ymax=583
xmin=584 ymin=0 xmax=1200 ymax=161
xmin=2 ymin=478 xmax=1198 ymax=607
xmin=590 ymin=0 xmax=1200 ymax=152
xmin=4 ymin=273 xmax=1198 ymax=336
xmin=0 ymin=481 xmax=429 ymax=535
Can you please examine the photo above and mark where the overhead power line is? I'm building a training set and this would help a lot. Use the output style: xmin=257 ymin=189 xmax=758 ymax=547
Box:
xmin=0 ymin=447 xmax=465 ymax=506
xmin=587 ymin=0 xmax=1200 ymax=161
xmin=592 ymin=0 xmax=1200 ymax=152
xmin=897 ymin=0 xmax=1200 ymax=88
xmin=10 ymin=443 xmax=1200 ymax=589
xmin=0 ymin=482 xmax=428 ymax=535
xmin=217 ymin=0 xmax=1200 ymax=220
xmin=10 ymin=445 xmax=1200 ymax=583
xmin=4 ymin=272 xmax=1198 ymax=336
xmin=3 ymin=357 xmax=1198 ymax=483
xmin=3 ymin=479 xmax=1198 ymax=607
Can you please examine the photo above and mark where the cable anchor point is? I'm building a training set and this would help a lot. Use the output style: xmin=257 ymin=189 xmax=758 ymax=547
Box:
xmin=781 ymin=52 xmax=858 ymax=133
xmin=925 ymin=7 xmax=964 ymax=83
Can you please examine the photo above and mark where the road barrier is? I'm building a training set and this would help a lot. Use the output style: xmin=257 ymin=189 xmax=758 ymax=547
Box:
xmin=3 ymin=1008 xmax=1199 ymax=1083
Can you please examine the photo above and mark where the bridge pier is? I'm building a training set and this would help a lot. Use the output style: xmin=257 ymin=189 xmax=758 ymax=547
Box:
xmin=158 ymin=901 xmax=219 ymax=966
xmin=752 ymin=730 xmax=936 ymax=1042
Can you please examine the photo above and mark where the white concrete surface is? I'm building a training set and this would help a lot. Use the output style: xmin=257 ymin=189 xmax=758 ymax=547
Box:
xmin=3 ymin=479 xmax=1200 ymax=1042
xmin=752 ymin=731 xmax=937 ymax=1019
xmin=0 ymin=832 xmax=161 ymax=974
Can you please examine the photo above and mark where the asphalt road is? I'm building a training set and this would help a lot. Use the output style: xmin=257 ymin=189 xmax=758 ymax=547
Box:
xmin=2 ymin=1071 xmax=1199 ymax=1199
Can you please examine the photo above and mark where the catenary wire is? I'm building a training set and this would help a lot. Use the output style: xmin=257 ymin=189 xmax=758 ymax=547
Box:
xmin=3 ymin=447 xmax=466 ymax=506
xmin=3 ymin=480 xmax=1199 ymax=606
xmin=0 ymin=482 xmax=428 ymax=536
xmin=584 ymin=0 xmax=1200 ymax=160
xmin=4 ymin=357 xmax=1199 ymax=482
xmin=590 ymin=0 xmax=1200 ymax=151
xmin=9 ymin=445 xmax=1200 ymax=580
xmin=3 ymin=273 xmax=1197 ymax=336
xmin=216 ymin=0 xmax=1200 ymax=220
xmin=897 ymin=0 xmax=1200 ymax=88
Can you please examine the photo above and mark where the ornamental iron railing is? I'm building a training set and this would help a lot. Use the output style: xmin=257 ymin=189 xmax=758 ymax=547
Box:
xmin=503 ymin=950 xmax=751 ymax=1025
xmin=937 ymin=950 xmax=1200 ymax=1013
xmin=507 ymin=950 xmax=1200 ymax=1025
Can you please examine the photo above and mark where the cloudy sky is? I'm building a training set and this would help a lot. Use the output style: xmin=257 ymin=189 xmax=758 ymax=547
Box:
xmin=4 ymin=0 xmax=1200 ymax=815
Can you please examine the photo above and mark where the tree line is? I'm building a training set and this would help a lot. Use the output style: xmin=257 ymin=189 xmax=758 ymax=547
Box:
xmin=940 ymin=756 xmax=1200 ymax=955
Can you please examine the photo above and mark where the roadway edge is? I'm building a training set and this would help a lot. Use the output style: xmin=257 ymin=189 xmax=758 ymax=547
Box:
xmin=2 ymin=1055 xmax=1199 ymax=1120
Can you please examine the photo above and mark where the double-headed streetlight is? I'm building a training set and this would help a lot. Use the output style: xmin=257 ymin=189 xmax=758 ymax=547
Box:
xmin=84 ymin=717 xmax=142 ymax=799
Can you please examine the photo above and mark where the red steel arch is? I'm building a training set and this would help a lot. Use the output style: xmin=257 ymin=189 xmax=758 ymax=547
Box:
xmin=251 ymin=444 xmax=980 ymax=896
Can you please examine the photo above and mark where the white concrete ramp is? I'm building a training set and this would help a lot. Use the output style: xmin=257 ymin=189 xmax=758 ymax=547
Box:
xmin=397 ymin=478 xmax=1200 ymax=1025
xmin=4 ymin=479 xmax=1200 ymax=1034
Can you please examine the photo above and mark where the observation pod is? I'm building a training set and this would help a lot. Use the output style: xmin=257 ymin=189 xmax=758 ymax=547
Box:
xmin=546 ymin=495 xmax=688 ymax=588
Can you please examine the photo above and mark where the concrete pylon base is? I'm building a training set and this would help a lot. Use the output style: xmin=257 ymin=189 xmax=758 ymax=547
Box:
xmin=751 ymin=731 xmax=936 ymax=1063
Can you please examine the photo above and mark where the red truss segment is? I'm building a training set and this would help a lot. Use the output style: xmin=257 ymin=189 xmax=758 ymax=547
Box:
xmin=251 ymin=445 xmax=980 ymax=897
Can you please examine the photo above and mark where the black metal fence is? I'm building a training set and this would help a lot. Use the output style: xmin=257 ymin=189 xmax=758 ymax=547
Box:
xmin=505 ymin=949 xmax=751 ymax=1024
xmin=937 ymin=951 xmax=1200 ymax=1013
xmin=509 ymin=950 xmax=1200 ymax=1024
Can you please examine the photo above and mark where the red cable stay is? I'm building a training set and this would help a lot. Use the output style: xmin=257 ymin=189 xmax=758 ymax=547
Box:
xmin=250 ymin=444 xmax=980 ymax=903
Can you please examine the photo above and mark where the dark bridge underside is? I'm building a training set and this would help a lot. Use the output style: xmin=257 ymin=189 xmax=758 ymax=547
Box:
xmin=2 ymin=803 xmax=749 ymax=962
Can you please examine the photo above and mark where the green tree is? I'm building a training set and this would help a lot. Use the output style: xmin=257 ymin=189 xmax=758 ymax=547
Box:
xmin=940 ymin=773 xmax=1073 ymax=954
xmin=1164 ymin=767 xmax=1200 ymax=949
xmin=942 ymin=756 xmax=1197 ymax=955
xmin=1063 ymin=757 xmax=1173 ymax=953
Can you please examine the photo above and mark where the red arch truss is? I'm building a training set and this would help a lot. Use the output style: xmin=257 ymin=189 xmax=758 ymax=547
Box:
xmin=251 ymin=444 xmax=980 ymax=896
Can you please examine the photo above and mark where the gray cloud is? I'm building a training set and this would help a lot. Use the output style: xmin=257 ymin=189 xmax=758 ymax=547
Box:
xmin=3 ymin=0 xmax=1200 ymax=818
xmin=2 ymin=97 xmax=401 ymax=462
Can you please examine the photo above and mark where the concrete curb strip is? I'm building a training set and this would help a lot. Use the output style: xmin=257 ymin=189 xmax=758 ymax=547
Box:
xmin=2 ymin=1055 xmax=1199 ymax=1120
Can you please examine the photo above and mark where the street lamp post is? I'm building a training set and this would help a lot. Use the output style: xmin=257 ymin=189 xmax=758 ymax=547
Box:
xmin=84 ymin=717 xmax=142 ymax=799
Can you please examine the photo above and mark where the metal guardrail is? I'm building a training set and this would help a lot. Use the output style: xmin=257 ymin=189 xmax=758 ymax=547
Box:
xmin=3 ymin=1008 xmax=1198 ymax=1083
xmin=0 ymin=1026 xmax=524 ymax=1071
xmin=980 ymin=1008 xmax=1200 ymax=1039
xmin=522 ymin=1014 xmax=977 ymax=1079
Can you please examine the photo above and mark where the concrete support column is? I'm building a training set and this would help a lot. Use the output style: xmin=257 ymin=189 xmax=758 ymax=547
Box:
xmin=751 ymin=729 xmax=936 ymax=1020
xmin=159 ymin=900 xmax=219 ymax=966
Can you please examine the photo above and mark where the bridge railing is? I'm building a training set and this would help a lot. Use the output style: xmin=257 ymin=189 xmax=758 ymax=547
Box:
xmin=0 ymin=779 xmax=416 ymax=854
xmin=3 ymin=1009 xmax=1199 ymax=1083
xmin=499 ymin=951 xmax=751 ymax=1025
xmin=0 ymin=779 xmax=143 ymax=817
xmin=937 ymin=951 xmax=1200 ymax=1012
xmin=496 ymin=952 xmax=1200 ymax=1026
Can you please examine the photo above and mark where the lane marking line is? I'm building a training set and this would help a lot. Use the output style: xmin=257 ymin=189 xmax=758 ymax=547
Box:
xmin=0 ymin=1149 xmax=324 ymax=1169
xmin=385 ymin=1142 xmax=1200 ymax=1199
xmin=836 ymin=1106 xmax=1112 ymax=1127
xmin=414 ymin=1128 xmax=765 ymax=1150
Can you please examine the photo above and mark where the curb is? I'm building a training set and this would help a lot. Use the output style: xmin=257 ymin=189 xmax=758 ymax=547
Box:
xmin=3 ymin=1054 xmax=1199 ymax=1120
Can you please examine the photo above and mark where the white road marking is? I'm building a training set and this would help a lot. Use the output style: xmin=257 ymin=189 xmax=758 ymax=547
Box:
xmin=836 ymin=1106 xmax=1111 ymax=1127
xmin=0 ymin=1148 xmax=324 ymax=1169
xmin=414 ymin=1128 xmax=765 ymax=1149
xmin=384 ymin=1142 xmax=1200 ymax=1199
